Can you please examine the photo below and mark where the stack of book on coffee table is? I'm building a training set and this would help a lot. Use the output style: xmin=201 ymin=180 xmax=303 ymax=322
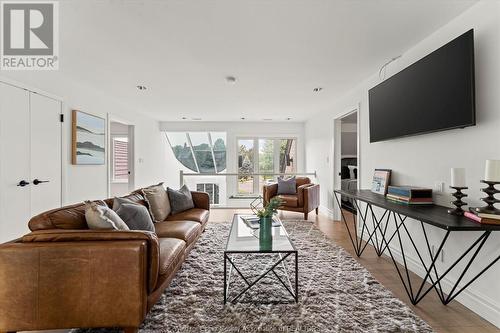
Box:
xmin=464 ymin=209 xmax=500 ymax=225
xmin=386 ymin=186 xmax=434 ymax=205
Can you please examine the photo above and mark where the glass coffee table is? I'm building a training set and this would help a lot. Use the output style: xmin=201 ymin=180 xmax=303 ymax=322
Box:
xmin=223 ymin=214 xmax=298 ymax=304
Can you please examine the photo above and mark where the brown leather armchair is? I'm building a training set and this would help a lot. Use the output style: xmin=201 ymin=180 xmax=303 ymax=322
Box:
xmin=263 ymin=177 xmax=320 ymax=220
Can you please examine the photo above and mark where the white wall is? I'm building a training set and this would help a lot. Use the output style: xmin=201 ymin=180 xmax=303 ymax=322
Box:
xmin=305 ymin=0 xmax=500 ymax=327
xmin=0 ymin=74 xmax=171 ymax=206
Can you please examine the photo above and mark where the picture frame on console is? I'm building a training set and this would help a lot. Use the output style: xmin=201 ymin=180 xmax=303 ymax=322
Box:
xmin=371 ymin=169 xmax=392 ymax=195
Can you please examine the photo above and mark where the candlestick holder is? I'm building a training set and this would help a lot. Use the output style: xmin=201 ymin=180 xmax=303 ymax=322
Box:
xmin=448 ymin=186 xmax=468 ymax=215
xmin=475 ymin=180 xmax=500 ymax=215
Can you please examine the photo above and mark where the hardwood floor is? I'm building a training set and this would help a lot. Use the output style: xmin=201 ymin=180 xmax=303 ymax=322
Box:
xmin=210 ymin=208 xmax=500 ymax=333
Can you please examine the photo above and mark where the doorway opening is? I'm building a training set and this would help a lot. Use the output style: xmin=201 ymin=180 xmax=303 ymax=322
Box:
xmin=333 ymin=106 xmax=359 ymax=220
xmin=109 ymin=120 xmax=135 ymax=197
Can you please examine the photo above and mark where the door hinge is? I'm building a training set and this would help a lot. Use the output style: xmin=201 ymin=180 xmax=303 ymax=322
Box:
xmin=59 ymin=114 xmax=64 ymax=122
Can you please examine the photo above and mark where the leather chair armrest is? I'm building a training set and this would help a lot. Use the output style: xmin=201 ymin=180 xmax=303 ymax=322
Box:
xmin=22 ymin=229 xmax=160 ymax=294
xmin=297 ymin=183 xmax=313 ymax=207
xmin=304 ymin=184 xmax=320 ymax=212
xmin=191 ymin=191 xmax=210 ymax=210
xmin=263 ymin=183 xmax=278 ymax=205
xmin=0 ymin=239 xmax=148 ymax=331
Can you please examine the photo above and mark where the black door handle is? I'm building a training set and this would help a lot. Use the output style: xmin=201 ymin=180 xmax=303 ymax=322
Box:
xmin=33 ymin=179 xmax=50 ymax=185
xmin=17 ymin=180 xmax=30 ymax=187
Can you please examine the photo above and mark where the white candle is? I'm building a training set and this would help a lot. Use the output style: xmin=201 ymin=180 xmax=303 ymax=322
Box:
xmin=451 ymin=168 xmax=466 ymax=187
xmin=484 ymin=160 xmax=500 ymax=182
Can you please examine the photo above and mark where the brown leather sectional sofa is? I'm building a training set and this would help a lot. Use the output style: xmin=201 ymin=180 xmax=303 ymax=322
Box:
xmin=0 ymin=189 xmax=210 ymax=333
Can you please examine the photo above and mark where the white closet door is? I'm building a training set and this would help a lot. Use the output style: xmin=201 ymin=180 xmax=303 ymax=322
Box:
xmin=30 ymin=92 xmax=62 ymax=216
xmin=0 ymin=83 xmax=31 ymax=242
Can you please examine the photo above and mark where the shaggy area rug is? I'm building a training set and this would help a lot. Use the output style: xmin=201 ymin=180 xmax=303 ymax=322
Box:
xmin=78 ymin=221 xmax=434 ymax=333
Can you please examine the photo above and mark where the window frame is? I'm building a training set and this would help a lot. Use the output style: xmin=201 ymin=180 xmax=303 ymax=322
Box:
xmin=236 ymin=136 xmax=298 ymax=196
xmin=111 ymin=135 xmax=129 ymax=183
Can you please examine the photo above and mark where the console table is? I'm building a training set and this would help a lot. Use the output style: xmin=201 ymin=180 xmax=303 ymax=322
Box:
xmin=333 ymin=189 xmax=500 ymax=306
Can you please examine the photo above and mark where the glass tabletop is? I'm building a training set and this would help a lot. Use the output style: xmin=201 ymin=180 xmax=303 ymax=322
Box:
xmin=225 ymin=214 xmax=296 ymax=252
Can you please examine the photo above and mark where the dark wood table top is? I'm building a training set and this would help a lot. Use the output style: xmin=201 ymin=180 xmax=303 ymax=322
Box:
xmin=335 ymin=189 xmax=500 ymax=231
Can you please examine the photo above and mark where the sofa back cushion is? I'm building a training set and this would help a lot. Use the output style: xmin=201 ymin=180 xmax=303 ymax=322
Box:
xmin=29 ymin=192 xmax=147 ymax=231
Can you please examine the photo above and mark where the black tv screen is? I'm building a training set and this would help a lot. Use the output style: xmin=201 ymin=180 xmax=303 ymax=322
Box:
xmin=369 ymin=29 xmax=475 ymax=143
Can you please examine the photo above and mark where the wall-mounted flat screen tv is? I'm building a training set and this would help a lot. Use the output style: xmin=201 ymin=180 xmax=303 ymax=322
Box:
xmin=369 ymin=29 xmax=475 ymax=143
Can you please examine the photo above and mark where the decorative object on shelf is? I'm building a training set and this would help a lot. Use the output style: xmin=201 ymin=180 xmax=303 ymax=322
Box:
xmin=475 ymin=180 xmax=500 ymax=215
xmin=475 ymin=160 xmax=500 ymax=215
xmin=448 ymin=187 xmax=468 ymax=215
xmin=255 ymin=197 xmax=283 ymax=250
xmin=450 ymin=168 xmax=466 ymax=187
xmin=371 ymin=169 xmax=392 ymax=195
xmin=71 ymin=110 xmax=105 ymax=165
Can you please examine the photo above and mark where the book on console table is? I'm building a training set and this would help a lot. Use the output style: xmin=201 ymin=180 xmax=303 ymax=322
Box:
xmin=464 ymin=209 xmax=500 ymax=225
xmin=387 ymin=186 xmax=433 ymax=199
xmin=386 ymin=194 xmax=434 ymax=205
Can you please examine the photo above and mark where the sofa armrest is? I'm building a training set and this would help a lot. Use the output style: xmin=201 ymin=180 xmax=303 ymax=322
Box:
xmin=304 ymin=184 xmax=320 ymax=212
xmin=0 ymin=239 xmax=148 ymax=331
xmin=191 ymin=191 xmax=210 ymax=210
xmin=22 ymin=229 xmax=160 ymax=294
xmin=263 ymin=183 xmax=278 ymax=205
xmin=297 ymin=183 xmax=313 ymax=207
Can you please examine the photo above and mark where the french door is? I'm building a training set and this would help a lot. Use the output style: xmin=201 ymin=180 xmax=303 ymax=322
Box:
xmin=237 ymin=137 xmax=297 ymax=196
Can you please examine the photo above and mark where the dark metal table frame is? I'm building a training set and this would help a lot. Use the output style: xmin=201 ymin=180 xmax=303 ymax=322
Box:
xmin=334 ymin=190 xmax=500 ymax=306
xmin=223 ymin=250 xmax=298 ymax=304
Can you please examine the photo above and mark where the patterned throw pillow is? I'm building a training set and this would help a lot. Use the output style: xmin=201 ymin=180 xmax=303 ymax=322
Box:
xmin=113 ymin=197 xmax=155 ymax=232
xmin=84 ymin=201 xmax=129 ymax=230
xmin=142 ymin=183 xmax=171 ymax=222
xmin=167 ymin=184 xmax=195 ymax=215
xmin=277 ymin=176 xmax=297 ymax=195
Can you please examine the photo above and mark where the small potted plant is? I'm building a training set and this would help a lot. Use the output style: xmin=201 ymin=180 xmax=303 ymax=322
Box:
xmin=256 ymin=197 xmax=283 ymax=249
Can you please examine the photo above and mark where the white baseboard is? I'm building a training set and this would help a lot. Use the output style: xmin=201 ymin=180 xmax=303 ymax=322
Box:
xmin=318 ymin=205 xmax=335 ymax=219
xmin=358 ymin=233 xmax=500 ymax=328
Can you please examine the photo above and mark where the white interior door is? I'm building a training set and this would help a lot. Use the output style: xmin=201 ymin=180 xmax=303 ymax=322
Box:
xmin=0 ymin=83 xmax=31 ymax=241
xmin=30 ymin=92 xmax=62 ymax=216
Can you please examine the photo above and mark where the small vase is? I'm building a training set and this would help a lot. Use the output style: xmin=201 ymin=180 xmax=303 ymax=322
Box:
xmin=259 ymin=216 xmax=273 ymax=251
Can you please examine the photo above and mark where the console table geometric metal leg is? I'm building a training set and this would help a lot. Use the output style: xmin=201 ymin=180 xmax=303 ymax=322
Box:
xmin=333 ymin=191 xmax=500 ymax=306
xmin=223 ymin=251 xmax=298 ymax=304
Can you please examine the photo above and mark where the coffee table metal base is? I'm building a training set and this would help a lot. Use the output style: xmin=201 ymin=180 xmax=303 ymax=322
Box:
xmin=223 ymin=251 xmax=298 ymax=304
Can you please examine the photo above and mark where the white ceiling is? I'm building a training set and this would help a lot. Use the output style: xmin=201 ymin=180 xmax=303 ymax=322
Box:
xmin=6 ymin=0 xmax=477 ymax=122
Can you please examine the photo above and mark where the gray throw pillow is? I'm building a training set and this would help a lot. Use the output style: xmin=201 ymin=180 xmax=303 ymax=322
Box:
xmin=277 ymin=176 xmax=297 ymax=195
xmin=113 ymin=197 xmax=155 ymax=232
xmin=167 ymin=184 xmax=195 ymax=215
xmin=84 ymin=200 xmax=129 ymax=231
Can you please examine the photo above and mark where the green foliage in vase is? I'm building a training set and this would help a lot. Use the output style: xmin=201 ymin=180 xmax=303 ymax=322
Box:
xmin=256 ymin=197 xmax=283 ymax=218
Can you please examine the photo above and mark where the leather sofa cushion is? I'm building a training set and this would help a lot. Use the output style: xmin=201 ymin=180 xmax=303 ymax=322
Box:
xmin=158 ymin=238 xmax=185 ymax=276
xmin=29 ymin=202 xmax=91 ymax=231
xmin=278 ymin=194 xmax=299 ymax=208
xmin=155 ymin=221 xmax=201 ymax=246
xmin=165 ymin=208 xmax=209 ymax=224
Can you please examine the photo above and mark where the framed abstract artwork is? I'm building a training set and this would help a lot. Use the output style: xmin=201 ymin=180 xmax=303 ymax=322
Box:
xmin=72 ymin=110 xmax=106 ymax=165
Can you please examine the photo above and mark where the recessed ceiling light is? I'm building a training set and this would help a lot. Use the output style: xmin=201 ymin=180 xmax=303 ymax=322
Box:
xmin=225 ymin=76 xmax=237 ymax=84
xmin=181 ymin=117 xmax=187 ymax=120
xmin=240 ymin=117 xmax=246 ymax=120
xmin=136 ymin=85 xmax=147 ymax=90
xmin=286 ymin=117 xmax=292 ymax=121
xmin=313 ymin=87 xmax=323 ymax=92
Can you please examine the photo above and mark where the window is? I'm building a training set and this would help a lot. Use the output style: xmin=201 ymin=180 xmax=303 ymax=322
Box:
xmin=112 ymin=137 xmax=128 ymax=182
xmin=237 ymin=137 xmax=297 ymax=195
xmin=166 ymin=132 xmax=226 ymax=173
xmin=196 ymin=183 xmax=220 ymax=204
